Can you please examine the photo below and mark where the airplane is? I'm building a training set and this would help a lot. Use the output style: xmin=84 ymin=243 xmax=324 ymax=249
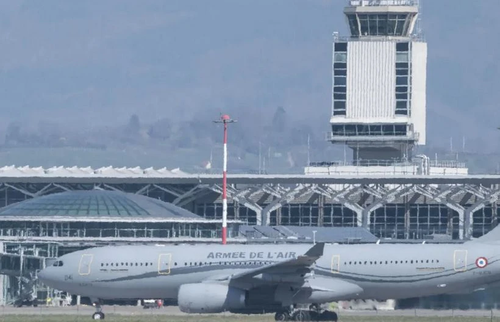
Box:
xmin=37 ymin=225 xmax=500 ymax=321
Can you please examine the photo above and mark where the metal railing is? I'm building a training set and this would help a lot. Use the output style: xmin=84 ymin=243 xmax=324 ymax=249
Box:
xmin=348 ymin=0 xmax=419 ymax=6
xmin=428 ymin=160 xmax=467 ymax=169
xmin=308 ymin=160 xmax=418 ymax=167
xmin=333 ymin=34 xmax=424 ymax=42
xmin=308 ymin=159 xmax=468 ymax=169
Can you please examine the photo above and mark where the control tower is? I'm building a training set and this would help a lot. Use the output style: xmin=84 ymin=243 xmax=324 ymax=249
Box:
xmin=329 ymin=0 xmax=426 ymax=164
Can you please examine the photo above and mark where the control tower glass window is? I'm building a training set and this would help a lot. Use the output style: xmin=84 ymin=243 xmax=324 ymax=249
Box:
xmin=350 ymin=13 xmax=414 ymax=37
xmin=331 ymin=124 xmax=408 ymax=137
xmin=395 ymin=42 xmax=411 ymax=116
xmin=333 ymin=43 xmax=347 ymax=116
xmin=347 ymin=14 xmax=359 ymax=36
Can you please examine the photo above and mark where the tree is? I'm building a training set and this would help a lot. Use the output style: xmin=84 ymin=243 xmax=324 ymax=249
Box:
xmin=147 ymin=118 xmax=172 ymax=141
xmin=5 ymin=122 xmax=22 ymax=145
xmin=126 ymin=114 xmax=141 ymax=134
xmin=272 ymin=106 xmax=287 ymax=133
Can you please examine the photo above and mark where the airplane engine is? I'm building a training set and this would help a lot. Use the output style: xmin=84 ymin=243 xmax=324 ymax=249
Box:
xmin=177 ymin=283 xmax=246 ymax=313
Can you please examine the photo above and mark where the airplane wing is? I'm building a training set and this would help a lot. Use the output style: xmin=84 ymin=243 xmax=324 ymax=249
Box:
xmin=204 ymin=243 xmax=325 ymax=288
xmin=230 ymin=242 xmax=324 ymax=281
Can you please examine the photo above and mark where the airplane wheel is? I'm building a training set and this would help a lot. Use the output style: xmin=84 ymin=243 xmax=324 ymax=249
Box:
xmin=92 ymin=312 xmax=105 ymax=320
xmin=275 ymin=311 xmax=290 ymax=321
xmin=319 ymin=310 xmax=337 ymax=322
xmin=293 ymin=310 xmax=310 ymax=321
xmin=308 ymin=310 xmax=320 ymax=321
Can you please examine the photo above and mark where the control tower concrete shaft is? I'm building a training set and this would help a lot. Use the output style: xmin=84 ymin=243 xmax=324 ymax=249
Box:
xmin=329 ymin=0 xmax=427 ymax=164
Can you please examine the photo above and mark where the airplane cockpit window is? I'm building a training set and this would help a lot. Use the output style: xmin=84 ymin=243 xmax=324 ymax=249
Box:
xmin=53 ymin=261 xmax=64 ymax=267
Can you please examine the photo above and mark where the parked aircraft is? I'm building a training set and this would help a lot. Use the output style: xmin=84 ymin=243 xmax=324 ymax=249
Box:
xmin=37 ymin=226 xmax=500 ymax=321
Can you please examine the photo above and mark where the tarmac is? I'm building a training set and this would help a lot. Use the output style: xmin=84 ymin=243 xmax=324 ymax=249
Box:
xmin=0 ymin=305 xmax=500 ymax=318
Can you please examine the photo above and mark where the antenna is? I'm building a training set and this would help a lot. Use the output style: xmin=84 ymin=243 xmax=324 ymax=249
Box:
xmin=307 ymin=134 xmax=311 ymax=166
xmin=415 ymin=0 xmax=423 ymax=37
xmin=213 ymin=114 xmax=237 ymax=245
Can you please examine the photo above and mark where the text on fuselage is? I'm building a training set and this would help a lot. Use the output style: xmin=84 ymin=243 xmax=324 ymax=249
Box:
xmin=207 ymin=251 xmax=297 ymax=259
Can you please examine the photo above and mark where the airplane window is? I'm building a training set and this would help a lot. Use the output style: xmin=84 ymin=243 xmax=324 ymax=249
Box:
xmin=145 ymin=263 xmax=149 ymax=266
xmin=200 ymin=262 xmax=203 ymax=266
xmin=349 ymin=262 xmax=351 ymax=265
xmin=437 ymin=260 xmax=439 ymax=263
xmin=106 ymin=263 xmax=109 ymax=266
xmin=53 ymin=261 xmax=64 ymax=267
xmin=184 ymin=262 xmax=187 ymax=266
xmin=125 ymin=263 xmax=128 ymax=266
xmin=426 ymin=260 xmax=429 ymax=263
xmin=174 ymin=262 xmax=177 ymax=266
xmin=411 ymin=260 xmax=413 ymax=264
xmin=385 ymin=261 xmax=388 ymax=264
xmin=121 ymin=263 xmax=124 ymax=266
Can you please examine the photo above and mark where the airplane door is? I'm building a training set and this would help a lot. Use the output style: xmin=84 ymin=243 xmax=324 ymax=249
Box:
xmin=158 ymin=253 xmax=172 ymax=275
xmin=78 ymin=254 xmax=93 ymax=276
xmin=331 ymin=255 xmax=340 ymax=273
xmin=453 ymin=250 xmax=467 ymax=272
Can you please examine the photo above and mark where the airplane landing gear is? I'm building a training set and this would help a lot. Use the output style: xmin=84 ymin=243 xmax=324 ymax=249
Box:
xmin=274 ymin=305 xmax=338 ymax=321
xmin=274 ymin=311 xmax=290 ymax=321
xmin=91 ymin=299 xmax=105 ymax=320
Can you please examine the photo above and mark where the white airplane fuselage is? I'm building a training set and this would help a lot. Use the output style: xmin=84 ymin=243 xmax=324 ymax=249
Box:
xmin=39 ymin=242 xmax=500 ymax=302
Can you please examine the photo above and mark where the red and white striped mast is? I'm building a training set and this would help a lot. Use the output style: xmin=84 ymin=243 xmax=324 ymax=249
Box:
xmin=214 ymin=114 xmax=236 ymax=245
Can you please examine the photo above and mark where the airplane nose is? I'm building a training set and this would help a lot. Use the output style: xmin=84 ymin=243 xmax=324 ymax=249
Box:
xmin=37 ymin=269 xmax=46 ymax=280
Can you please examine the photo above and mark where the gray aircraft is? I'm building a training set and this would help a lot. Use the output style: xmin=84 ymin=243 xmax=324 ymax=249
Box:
xmin=37 ymin=226 xmax=500 ymax=321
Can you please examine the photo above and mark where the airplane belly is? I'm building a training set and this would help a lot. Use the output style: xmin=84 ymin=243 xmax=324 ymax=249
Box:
xmin=82 ymin=270 xmax=223 ymax=299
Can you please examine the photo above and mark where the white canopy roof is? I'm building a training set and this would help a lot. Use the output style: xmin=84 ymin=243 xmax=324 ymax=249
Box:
xmin=0 ymin=165 xmax=189 ymax=178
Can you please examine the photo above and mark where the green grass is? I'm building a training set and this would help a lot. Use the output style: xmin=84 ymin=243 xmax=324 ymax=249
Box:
xmin=0 ymin=316 xmax=499 ymax=322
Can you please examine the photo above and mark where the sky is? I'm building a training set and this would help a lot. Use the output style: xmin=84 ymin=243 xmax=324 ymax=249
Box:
xmin=0 ymin=0 xmax=498 ymax=153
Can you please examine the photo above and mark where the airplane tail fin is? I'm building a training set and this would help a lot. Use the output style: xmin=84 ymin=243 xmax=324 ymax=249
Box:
xmin=470 ymin=223 xmax=500 ymax=243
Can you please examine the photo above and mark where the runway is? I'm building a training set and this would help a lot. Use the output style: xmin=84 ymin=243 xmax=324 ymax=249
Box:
xmin=0 ymin=305 xmax=500 ymax=318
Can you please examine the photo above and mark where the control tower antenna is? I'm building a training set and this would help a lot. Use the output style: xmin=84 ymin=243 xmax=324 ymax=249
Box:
xmin=415 ymin=0 xmax=423 ymax=38
xmin=213 ymin=114 xmax=236 ymax=245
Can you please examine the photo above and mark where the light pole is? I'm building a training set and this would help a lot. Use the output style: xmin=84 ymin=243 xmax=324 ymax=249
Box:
xmin=213 ymin=114 xmax=236 ymax=245
xmin=313 ymin=230 xmax=317 ymax=245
